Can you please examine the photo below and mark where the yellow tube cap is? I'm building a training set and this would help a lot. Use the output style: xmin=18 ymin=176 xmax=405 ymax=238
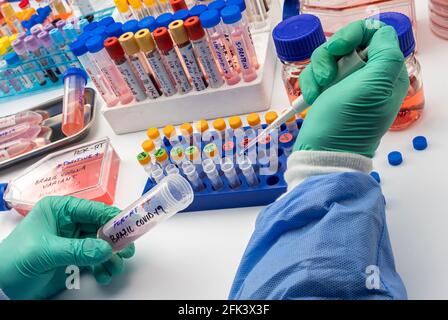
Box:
xmin=137 ymin=152 xmax=151 ymax=165
xmin=213 ymin=118 xmax=226 ymax=131
xmin=247 ymin=113 xmax=261 ymax=127
xmin=129 ymin=0 xmax=143 ymax=9
xmin=180 ymin=122 xmax=193 ymax=136
xmin=265 ymin=111 xmax=278 ymax=125
xmin=229 ymin=116 xmax=242 ymax=129
xmin=169 ymin=20 xmax=189 ymax=45
xmin=142 ymin=139 xmax=155 ymax=152
xmin=146 ymin=127 xmax=160 ymax=140
xmin=196 ymin=120 xmax=209 ymax=133
xmin=163 ymin=124 xmax=176 ymax=138
xmin=114 ymin=0 xmax=129 ymax=13
xmin=119 ymin=32 xmax=140 ymax=56
xmin=135 ymin=28 xmax=156 ymax=52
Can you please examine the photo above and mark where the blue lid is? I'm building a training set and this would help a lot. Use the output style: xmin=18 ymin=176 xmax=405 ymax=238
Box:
xmin=156 ymin=12 xmax=174 ymax=28
xmin=413 ymin=136 xmax=428 ymax=151
xmin=200 ymin=9 xmax=220 ymax=28
xmin=4 ymin=52 xmax=20 ymax=66
xmin=173 ymin=9 xmax=190 ymax=21
xmin=99 ymin=16 xmax=115 ymax=27
xmin=139 ymin=16 xmax=157 ymax=32
xmin=221 ymin=5 xmax=242 ymax=25
xmin=122 ymin=19 xmax=140 ymax=34
xmin=189 ymin=4 xmax=207 ymax=17
xmin=226 ymin=0 xmax=246 ymax=12
xmin=273 ymin=14 xmax=326 ymax=62
xmin=388 ymin=151 xmax=403 ymax=166
xmin=70 ymin=39 xmax=88 ymax=56
xmin=49 ymin=28 xmax=65 ymax=45
xmin=79 ymin=18 xmax=89 ymax=31
xmin=77 ymin=31 xmax=93 ymax=43
xmin=63 ymin=23 xmax=78 ymax=42
xmin=368 ymin=12 xmax=415 ymax=57
xmin=35 ymin=14 xmax=45 ymax=24
xmin=208 ymin=0 xmax=226 ymax=12
xmin=92 ymin=26 xmax=107 ymax=39
xmin=106 ymin=22 xmax=124 ymax=38
xmin=0 ymin=183 xmax=9 ymax=211
xmin=83 ymin=21 xmax=99 ymax=32
xmin=63 ymin=67 xmax=88 ymax=84
xmin=86 ymin=36 xmax=104 ymax=53
xmin=22 ymin=20 xmax=31 ymax=30
xmin=370 ymin=171 xmax=381 ymax=183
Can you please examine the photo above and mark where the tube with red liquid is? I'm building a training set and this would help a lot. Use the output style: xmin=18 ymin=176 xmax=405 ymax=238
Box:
xmin=170 ymin=0 xmax=188 ymax=12
xmin=62 ymin=68 xmax=87 ymax=137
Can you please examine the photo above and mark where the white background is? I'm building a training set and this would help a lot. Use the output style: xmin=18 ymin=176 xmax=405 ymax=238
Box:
xmin=0 ymin=0 xmax=446 ymax=299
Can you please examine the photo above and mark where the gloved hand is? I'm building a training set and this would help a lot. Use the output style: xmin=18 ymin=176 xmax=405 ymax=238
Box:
xmin=294 ymin=20 xmax=410 ymax=158
xmin=0 ymin=196 xmax=135 ymax=300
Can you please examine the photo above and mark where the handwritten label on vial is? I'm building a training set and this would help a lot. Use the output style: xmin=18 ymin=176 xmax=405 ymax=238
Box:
xmin=178 ymin=43 xmax=207 ymax=91
xmin=129 ymin=56 xmax=161 ymax=99
xmin=146 ymin=51 xmax=177 ymax=96
xmin=194 ymin=39 xmax=223 ymax=88
xmin=212 ymin=38 xmax=232 ymax=77
xmin=234 ymin=39 xmax=251 ymax=71
xmin=0 ymin=115 xmax=16 ymax=129
xmin=165 ymin=49 xmax=192 ymax=94
xmin=116 ymin=59 xmax=147 ymax=102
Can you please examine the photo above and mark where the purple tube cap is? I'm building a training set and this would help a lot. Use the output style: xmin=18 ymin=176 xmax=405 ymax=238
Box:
xmin=11 ymin=39 xmax=26 ymax=55
xmin=37 ymin=31 xmax=52 ymax=48
xmin=24 ymin=35 xmax=40 ymax=51
xmin=56 ymin=19 xmax=66 ymax=30
xmin=44 ymin=23 xmax=54 ymax=32
xmin=30 ymin=24 xmax=43 ymax=35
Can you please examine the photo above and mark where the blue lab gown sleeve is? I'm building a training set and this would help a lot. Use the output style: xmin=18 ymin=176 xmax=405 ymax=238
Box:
xmin=229 ymin=172 xmax=407 ymax=300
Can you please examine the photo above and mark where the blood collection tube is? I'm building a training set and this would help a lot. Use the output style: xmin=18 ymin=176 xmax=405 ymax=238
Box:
xmin=156 ymin=13 xmax=174 ymax=28
xmin=4 ymin=52 xmax=35 ymax=90
xmin=137 ymin=151 xmax=154 ymax=176
xmin=153 ymin=27 xmax=192 ymax=94
xmin=11 ymin=39 xmax=47 ymax=86
xmin=221 ymin=5 xmax=257 ymax=82
xmin=239 ymin=158 xmax=259 ymax=187
xmin=155 ymin=147 xmax=170 ymax=169
xmin=182 ymin=161 xmax=204 ymax=191
xmin=151 ymin=164 xmax=166 ymax=183
xmin=147 ymin=128 xmax=163 ymax=147
xmin=163 ymin=125 xmax=180 ymax=146
xmin=221 ymin=157 xmax=241 ymax=189
xmin=122 ymin=20 xmax=140 ymax=34
xmin=169 ymin=20 xmax=207 ymax=91
xmin=202 ymin=158 xmax=224 ymax=190
xmin=184 ymin=16 xmax=224 ymax=89
xmin=61 ymin=68 xmax=87 ymax=136
xmin=199 ymin=10 xmax=240 ymax=86
xmin=0 ymin=139 xmax=37 ymax=161
xmin=143 ymin=0 xmax=161 ymax=16
xmin=158 ymin=0 xmax=171 ymax=13
xmin=62 ymin=24 xmax=79 ymax=44
xmin=70 ymin=40 xmax=119 ymax=108
xmin=165 ymin=163 xmax=180 ymax=175
xmin=247 ymin=113 xmax=262 ymax=131
xmin=85 ymin=36 xmax=134 ymax=105
xmin=24 ymin=35 xmax=59 ymax=83
xmin=0 ymin=111 xmax=43 ymax=130
xmin=128 ymin=0 xmax=148 ymax=20
xmin=142 ymin=139 xmax=156 ymax=156
xmin=196 ymin=119 xmax=212 ymax=144
xmin=279 ymin=132 xmax=295 ymax=157
xmin=119 ymin=32 xmax=162 ymax=99
xmin=37 ymin=31 xmax=68 ymax=73
xmin=208 ymin=0 xmax=226 ymax=13
xmin=104 ymin=37 xmax=148 ymax=102
xmin=173 ymin=9 xmax=190 ymax=22
xmin=170 ymin=146 xmax=185 ymax=166
xmin=170 ymin=0 xmax=188 ymax=12
xmin=0 ymin=123 xmax=42 ymax=145
xmin=106 ymin=22 xmax=124 ymax=39
xmin=212 ymin=118 xmax=227 ymax=142
xmin=114 ymin=0 xmax=136 ymax=22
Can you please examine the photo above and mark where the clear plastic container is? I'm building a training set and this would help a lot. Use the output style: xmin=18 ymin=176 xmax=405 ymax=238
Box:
xmin=97 ymin=174 xmax=193 ymax=252
xmin=301 ymin=0 xmax=417 ymax=38
xmin=429 ymin=0 xmax=448 ymax=39
xmin=62 ymin=68 xmax=87 ymax=136
xmin=0 ymin=138 xmax=121 ymax=216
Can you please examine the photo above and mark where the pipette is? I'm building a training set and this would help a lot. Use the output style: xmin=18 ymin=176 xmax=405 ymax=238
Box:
xmin=240 ymin=48 xmax=369 ymax=156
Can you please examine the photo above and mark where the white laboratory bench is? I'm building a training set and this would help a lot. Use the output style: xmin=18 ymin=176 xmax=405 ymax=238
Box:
xmin=0 ymin=0 xmax=447 ymax=300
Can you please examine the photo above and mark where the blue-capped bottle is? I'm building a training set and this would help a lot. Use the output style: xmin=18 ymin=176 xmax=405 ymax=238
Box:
xmin=272 ymin=14 xmax=326 ymax=105
xmin=371 ymin=12 xmax=424 ymax=131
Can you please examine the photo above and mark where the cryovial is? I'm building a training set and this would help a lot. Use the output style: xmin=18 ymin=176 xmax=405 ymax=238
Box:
xmin=11 ymin=39 xmax=47 ymax=86
xmin=114 ymin=0 xmax=136 ymax=22
xmin=128 ymin=0 xmax=148 ymax=20
xmin=142 ymin=139 xmax=156 ymax=155
xmin=239 ymin=157 xmax=259 ymax=187
xmin=165 ymin=163 xmax=180 ymax=175
xmin=0 ymin=138 xmax=121 ymax=216
xmin=221 ymin=5 xmax=257 ymax=82
xmin=70 ymin=39 xmax=119 ymax=107
xmin=135 ymin=28 xmax=177 ymax=97
xmin=104 ymin=37 xmax=148 ymax=102
xmin=265 ymin=111 xmax=278 ymax=125
xmin=153 ymin=27 xmax=192 ymax=94
xmin=154 ymin=147 xmax=170 ymax=169
xmin=196 ymin=119 xmax=213 ymax=144
xmin=62 ymin=68 xmax=87 ymax=137
xmin=85 ymin=36 xmax=134 ymax=105
xmin=158 ymin=0 xmax=171 ymax=13
xmin=0 ymin=111 xmax=43 ymax=130
xmin=199 ymin=10 xmax=241 ymax=86
xmin=119 ymin=32 xmax=162 ymax=99
xmin=212 ymin=118 xmax=227 ymax=142
xmin=4 ymin=52 xmax=35 ymax=90
xmin=37 ymin=31 xmax=68 ymax=74
xmin=202 ymin=158 xmax=224 ymax=190
xmin=97 ymin=174 xmax=193 ymax=252
xmin=56 ymin=20 xmax=66 ymax=33
xmin=137 ymin=151 xmax=154 ymax=175
xmin=273 ymin=14 xmax=326 ymax=104
xmin=184 ymin=16 xmax=224 ymax=89
xmin=229 ymin=116 xmax=243 ymax=139
xmin=189 ymin=4 xmax=207 ymax=17
xmin=169 ymin=20 xmax=208 ymax=91
xmin=282 ymin=110 xmax=298 ymax=136
xmin=247 ymin=113 xmax=262 ymax=131
xmin=24 ymin=35 xmax=59 ymax=82
xmin=203 ymin=143 xmax=221 ymax=162
xmin=163 ymin=125 xmax=180 ymax=146
xmin=147 ymin=128 xmax=163 ymax=148
xmin=182 ymin=161 xmax=205 ymax=191
xmin=221 ymin=157 xmax=241 ymax=189
xmin=0 ymin=139 xmax=37 ymax=162
xmin=279 ymin=132 xmax=295 ymax=157
xmin=49 ymin=28 xmax=80 ymax=66
xmin=170 ymin=0 xmax=188 ymax=12
xmin=151 ymin=164 xmax=166 ymax=183
xmin=173 ymin=8 xmax=190 ymax=21
xmin=143 ymin=0 xmax=162 ymax=16
xmin=170 ymin=146 xmax=186 ymax=165
xmin=180 ymin=122 xmax=199 ymax=146
xmin=185 ymin=145 xmax=204 ymax=176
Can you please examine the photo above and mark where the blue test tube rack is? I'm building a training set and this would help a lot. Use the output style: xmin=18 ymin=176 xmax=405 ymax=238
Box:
xmin=142 ymin=119 xmax=302 ymax=212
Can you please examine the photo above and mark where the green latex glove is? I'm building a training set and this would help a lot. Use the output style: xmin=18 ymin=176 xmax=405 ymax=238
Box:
xmin=294 ymin=20 xmax=410 ymax=158
xmin=0 ymin=196 xmax=135 ymax=300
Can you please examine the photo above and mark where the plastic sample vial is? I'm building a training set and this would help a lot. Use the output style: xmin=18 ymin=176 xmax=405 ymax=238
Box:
xmin=180 ymin=122 xmax=196 ymax=146
xmin=229 ymin=116 xmax=243 ymax=139
xmin=142 ymin=139 xmax=156 ymax=155
xmin=147 ymin=128 xmax=163 ymax=147
xmin=70 ymin=40 xmax=119 ymax=107
xmin=202 ymin=158 xmax=224 ymax=190
xmin=104 ymin=37 xmax=147 ymax=102
xmin=143 ymin=0 xmax=161 ymax=16
xmin=37 ymin=31 xmax=68 ymax=74
xmin=129 ymin=0 xmax=147 ymax=20
xmin=199 ymin=10 xmax=241 ymax=86
xmin=372 ymin=12 xmax=424 ymax=131
xmin=49 ymin=28 xmax=79 ymax=64
xmin=265 ymin=111 xmax=278 ymax=125
xmin=114 ymin=0 xmax=136 ymax=21
xmin=190 ymin=4 xmax=207 ymax=17
xmin=61 ymin=68 xmax=87 ymax=137
xmin=11 ymin=39 xmax=47 ymax=86
xmin=153 ymin=26 xmax=192 ymax=94
xmin=156 ymin=12 xmax=174 ymax=28
xmin=173 ymin=8 xmax=190 ymax=21
xmin=122 ymin=19 xmax=140 ymax=34
xmin=4 ymin=52 xmax=35 ymax=90
xmin=185 ymin=145 xmax=202 ymax=164
xmin=169 ymin=20 xmax=208 ymax=91
xmin=221 ymin=5 xmax=258 ymax=82
xmin=279 ymin=132 xmax=295 ymax=157
xmin=221 ymin=157 xmax=241 ymax=189
xmin=182 ymin=161 xmax=205 ymax=191
xmin=203 ymin=142 xmax=221 ymax=162
xmin=0 ymin=111 xmax=43 ymax=130
xmin=135 ymin=29 xmax=177 ymax=97
xmin=196 ymin=119 xmax=212 ymax=143
xmin=0 ymin=139 xmax=37 ymax=162
xmin=170 ymin=146 xmax=185 ymax=165
xmin=162 ymin=125 xmax=179 ymax=146
xmin=137 ymin=151 xmax=154 ymax=175
xmin=239 ymin=157 xmax=259 ymax=187
xmin=0 ymin=138 xmax=120 ymax=216
xmin=159 ymin=0 xmax=171 ymax=13
xmin=119 ymin=33 xmax=162 ymax=99
xmin=170 ymin=0 xmax=188 ymax=12
xmin=97 ymin=174 xmax=193 ymax=252
xmin=247 ymin=113 xmax=262 ymax=131
xmin=184 ymin=16 xmax=224 ymax=89
xmin=0 ymin=123 xmax=42 ymax=145
xmin=155 ymin=147 xmax=170 ymax=168
xmin=213 ymin=118 xmax=227 ymax=142
xmin=273 ymin=14 xmax=326 ymax=104
xmin=150 ymin=164 xmax=166 ymax=183
xmin=165 ymin=163 xmax=180 ymax=175
xmin=1 ymin=3 xmax=25 ymax=33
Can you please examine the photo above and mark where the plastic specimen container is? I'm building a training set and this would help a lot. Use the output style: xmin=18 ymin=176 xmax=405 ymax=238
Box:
xmin=62 ymin=68 xmax=88 ymax=136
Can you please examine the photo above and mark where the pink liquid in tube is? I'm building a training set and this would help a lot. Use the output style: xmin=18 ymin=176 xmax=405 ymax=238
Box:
xmin=0 ymin=123 xmax=42 ymax=145
xmin=0 ymin=139 xmax=37 ymax=161
xmin=62 ymin=68 xmax=87 ymax=137
xmin=0 ymin=110 xmax=43 ymax=130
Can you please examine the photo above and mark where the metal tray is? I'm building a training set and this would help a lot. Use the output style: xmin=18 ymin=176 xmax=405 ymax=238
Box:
xmin=0 ymin=88 xmax=97 ymax=170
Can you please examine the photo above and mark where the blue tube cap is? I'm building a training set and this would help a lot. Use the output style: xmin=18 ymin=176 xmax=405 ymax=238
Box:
xmin=368 ymin=12 xmax=415 ymax=57
xmin=226 ymin=0 xmax=246 ymax=12
xmin=413 ymin=136 xmax=428 ymax=151
xmin=106 ymin=22 xmax=124 ymax=38
xmin=122 ymin=19 xmax=140 ymax=34
xmin=173 ymin=9 xmax=190 ymax=21
xmin=370 ymin=171 xmax=381 ymax=184
xmin=77 ymin=31 xmax=93 ymax=43
xmin=49 ymin=28 xmax=65 ymax=45
xmin=99 ymin=16 xmax=115 ymax=27
xmin=0 ymin=183 xmax=10 ymax=211
xmin=70 ymin=39 xmax=88 ymax=56
xmin=139 ymin=16 xmax=157 ymax=32
xmin=189 ymin=4 xmax=208 ymax=17
xmin=63 ymin=24 xmax=78 ymax=42
xmin=388 ymin=151 xmax=403 ymax=166
xmin=273 ymin=14 xmax=326 ymax=62
xmin=4 ymin=52 xmax=20 ymax=66
xmin=83 ymin=21 xmax=99 ymax=32
xmin=221 ymin=5 xmax=242 ymax=25
xmin=91 ymin=26 xmax=107 ymax=39
xmin=156 ymin=13 xmax=174 ymax=28
xmin=78 ymin=18 xmax=89 ymax=31
xmin=63 ymin=67 xmax=88 ymax=84
xmin=208 ymin=0 xmax=226 ymax=12
xmin=86 ymin=36 xmax=105 ymax=53
xmin=200 ymin=9 xmax=220 ymax=29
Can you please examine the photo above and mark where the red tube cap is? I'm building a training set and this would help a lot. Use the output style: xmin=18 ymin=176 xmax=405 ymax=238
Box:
xmin=184 ymin=16 xmax=205 ymax=41
xmin=153 ymin=27 xmax=174 ymax=51
xmin=104 ymin=37 xmax=125 ymax=61
xmin=170 ymin=0 xmax=188 ymax=12
xmin=19 ymin=0 xmax=30 ymax=9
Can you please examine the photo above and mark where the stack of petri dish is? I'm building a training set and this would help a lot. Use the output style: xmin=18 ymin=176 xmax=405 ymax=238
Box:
xmin=429 ymin=0 xmax=448 ymax=39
